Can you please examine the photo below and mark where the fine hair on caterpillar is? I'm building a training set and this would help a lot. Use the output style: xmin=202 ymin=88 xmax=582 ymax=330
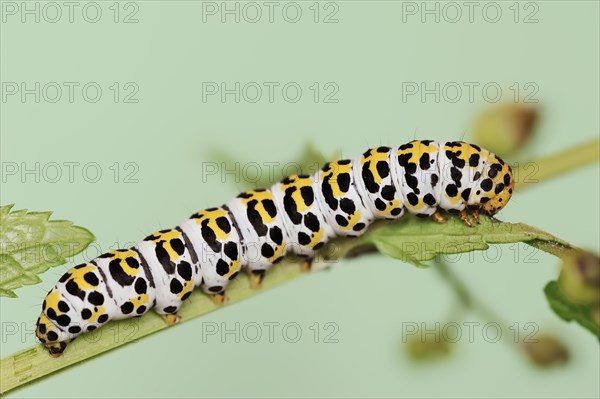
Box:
xmin=36 ymin=140 xmax=515 ymax=356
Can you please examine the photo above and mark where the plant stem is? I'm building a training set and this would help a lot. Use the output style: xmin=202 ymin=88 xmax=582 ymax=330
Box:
xmin=434 ymin=259 xmax=472 ymax=308
xmin=434 ymin=259 xmax=511 ymax=330
xmin=528 ymin=239 xmax=580 ymax=259
xmin=515 ymin=138 xmax=600 ymax=190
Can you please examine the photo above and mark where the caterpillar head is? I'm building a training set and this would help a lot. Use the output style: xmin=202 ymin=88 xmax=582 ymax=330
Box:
xmin=480 ymin=159 xmax=515 ymax=216
xmin=36 ymin=313 xmax=69 ymax=357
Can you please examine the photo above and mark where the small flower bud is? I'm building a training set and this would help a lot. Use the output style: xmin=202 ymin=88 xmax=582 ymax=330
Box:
xmin=523 ymin=335 xmax=568 ymax=367
xmin=559 ymin=252 xmax=600 ymax=305
xmin=407 ymin=338 xmax=450 ymax=361
xmin=472 ymin=103 xmax=538 ymax=157
xmin=405 ymin=326 xmax=451 ymax=361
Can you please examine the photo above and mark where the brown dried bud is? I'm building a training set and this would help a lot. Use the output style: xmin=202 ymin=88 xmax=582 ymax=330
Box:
xmin=407 ymin=338 xmax=450 ymax=361
xmin=472 ymin=103 xmax=538 ymax=157
xmin=523 ymin=335 xmax=568 ymax=367
xmin=405 ymin=326 xmax=451 ymax=361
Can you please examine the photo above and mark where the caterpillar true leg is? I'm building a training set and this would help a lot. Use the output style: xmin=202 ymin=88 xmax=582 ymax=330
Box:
xmin=458 ymin=209 xmax=473 ymax=227
xmin=456 ymin=209 xmax=481 ymax=227
xmin=471 ymin=209 xmax=481 ymax=224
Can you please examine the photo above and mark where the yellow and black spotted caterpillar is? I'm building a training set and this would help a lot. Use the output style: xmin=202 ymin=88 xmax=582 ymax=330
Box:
xmin=36 ymin=140 xmax=514 ymax=356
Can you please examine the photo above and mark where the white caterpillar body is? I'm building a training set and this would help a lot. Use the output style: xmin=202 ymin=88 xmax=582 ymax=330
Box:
xmin=36 ymin=140 xmax=514 ymax=355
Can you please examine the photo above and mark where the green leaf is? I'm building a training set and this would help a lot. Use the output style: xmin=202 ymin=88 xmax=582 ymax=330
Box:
xmin=544 ymin=281 xmax=600 ymax=340
xmin=358 ymin=214 xmax=566 ymax=267
xmin=0 ymin=204 xmax=95 ymax=298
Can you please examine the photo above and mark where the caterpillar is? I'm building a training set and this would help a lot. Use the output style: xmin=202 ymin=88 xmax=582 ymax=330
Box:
xmin=35 ymin=140 xmax=514 ymax=356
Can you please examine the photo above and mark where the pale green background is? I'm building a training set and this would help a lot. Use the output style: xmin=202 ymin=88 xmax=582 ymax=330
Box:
xmin=1 ymin=1 xmax=599 ymax=397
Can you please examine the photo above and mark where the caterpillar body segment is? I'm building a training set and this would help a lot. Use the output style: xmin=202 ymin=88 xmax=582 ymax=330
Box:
xmin=226 ymin=189 xmax=290 ymax=278
xmin=270 ymin=174 xmax=335 ymax=258
xmin=314 ymin=159 xmax=374 ymax=236
xmin=178 ymin=207 xmax=242 ymax=297
xmin=439 ymin=141 xmax=486 ymax=212
xmin=36 ymin=140 xmax=515 ymax=356
xmin=392 ymin=140 xmax=442 ymax=216
xmin=353 ymin=146 xmax=405 ymax=220
xmin=92 ymin=250 xmax=156 ymax=321
xmin=135 ymin=229 xmax=199 ymax=316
